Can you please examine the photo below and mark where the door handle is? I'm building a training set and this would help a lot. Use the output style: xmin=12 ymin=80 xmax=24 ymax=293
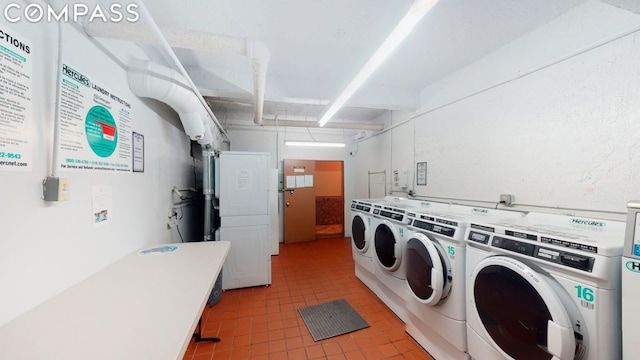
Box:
xmin=286 ymin=202 xmax=290 ymax=207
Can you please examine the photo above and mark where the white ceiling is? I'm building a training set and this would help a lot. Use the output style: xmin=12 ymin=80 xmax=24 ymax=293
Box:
xmin=142 ymin=0 xmax=586 ymax=128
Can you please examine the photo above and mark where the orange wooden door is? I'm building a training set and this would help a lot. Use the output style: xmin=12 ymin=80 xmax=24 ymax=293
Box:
xmin=283 ymin=159 xmax=316 ymax=243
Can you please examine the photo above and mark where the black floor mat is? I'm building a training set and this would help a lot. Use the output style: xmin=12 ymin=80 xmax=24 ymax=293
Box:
xmin=298 ymin=299 xmax=370 ymax=341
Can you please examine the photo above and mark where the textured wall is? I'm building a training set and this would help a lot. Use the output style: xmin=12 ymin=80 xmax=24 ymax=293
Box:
xmin=357 ymin=1 xmax=640 ymax=215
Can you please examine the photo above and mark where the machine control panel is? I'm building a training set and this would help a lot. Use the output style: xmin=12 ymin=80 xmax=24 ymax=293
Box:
xmin=491 ymin=236 xmax=594 ymax=272
xmin=374 ymin=204 xmax=406 ymax=212
xmin=540 ymin=236 xmax=598 ymax=253
xmin=351 ymin=201 xmax=372 ymax=213
xmin=418 ymin=214 xmax=436 ymax=222
xmin=469 ymin=223 xmax=599 ymax=254
xmin=470 ymin=224 xmax=495 ymax=233
xmin=559 ymin=253 xmax=592 ymax=270
xmin=492 ymin=236 xmax=535 ymax=256
xmin=505 ymin=230 xmax=537 ymax=241
xmin=411 ymin=218 xmax=456 ymax=238
xmin=467 ymin=231 xmax=491 ymax=244
xmin=378 ymin=209 xmax=404 ymax=222
xmin=437 ymin=218 xmax=459 ymax=227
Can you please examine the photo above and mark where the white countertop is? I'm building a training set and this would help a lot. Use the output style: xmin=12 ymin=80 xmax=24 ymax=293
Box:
xmin=0 ymin=241 xmax=230 ymax=360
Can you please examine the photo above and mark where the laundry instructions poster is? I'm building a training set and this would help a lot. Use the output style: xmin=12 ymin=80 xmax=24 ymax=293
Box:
xmin=57 ymin=63 xmax=132 ymax=172
xmin=0 ymin=26 xmax=32 ymax=171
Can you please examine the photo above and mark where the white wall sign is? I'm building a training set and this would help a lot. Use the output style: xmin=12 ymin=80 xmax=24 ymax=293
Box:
xmin=0 ymin=26 xmax=32 ymax=171
xmin=305 ymin=175 xmax=313 ymax=187
xmin=236 ymin=170 xmax=253 ymax=190
xmin=416 ymin=162 xmax=427 ymax=186
xmin=132 ymin=131 xmax=144 ymax=172
xmin=57 ymin=63 xmax=132 ymax=172
xmin=286 ymin=175 xmax=296 ymax=189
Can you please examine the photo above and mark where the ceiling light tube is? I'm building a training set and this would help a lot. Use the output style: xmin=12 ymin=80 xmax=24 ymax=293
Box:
xmin=285 ymin=141 xmax=346 ymax=147
xmin=318 ymin=0 xmax=439 ymax=127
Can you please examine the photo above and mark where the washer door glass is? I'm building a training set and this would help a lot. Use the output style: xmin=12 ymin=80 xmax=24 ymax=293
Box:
xmin=374 ymin=221 xmax=401 ymax=271
xmin=351 ymin=214 xmax=368 ymax=252
xmin=472 ymin=258 xmax=576 ymax=360
xmin=406 ymin=234 xmax=449 ymax=305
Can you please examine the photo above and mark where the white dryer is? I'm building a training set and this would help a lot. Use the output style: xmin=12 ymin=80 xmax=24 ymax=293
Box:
xmin=350 ymin=199 xmax=378 ymax=294
xmin=405 ymin=205 xmax=524 ymax=360
xmin=370 ymin=198 xmax=425 ymax=322
xmin=465 ymin=212 xmax=625 ymax=360
xmin=622 ymin=201 xmax=640 ymax=359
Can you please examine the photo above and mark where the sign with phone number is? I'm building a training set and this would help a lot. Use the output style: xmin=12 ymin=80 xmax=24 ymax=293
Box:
xmin=0 ymin=26 xmax=33 ymax=172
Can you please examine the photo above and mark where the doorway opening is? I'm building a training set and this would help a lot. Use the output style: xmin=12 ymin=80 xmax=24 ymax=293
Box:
xmin=283 ymin=159 xmax=344 ymax=243
xmin=314 ymin=161 xmax=344 ymax=238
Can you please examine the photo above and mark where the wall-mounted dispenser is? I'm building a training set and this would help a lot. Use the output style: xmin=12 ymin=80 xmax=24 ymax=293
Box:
xmin=392 ymin=169 xmax=408 ymax=191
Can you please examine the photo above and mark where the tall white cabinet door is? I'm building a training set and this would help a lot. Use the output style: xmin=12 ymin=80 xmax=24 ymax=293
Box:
xmin=221 ymin=224 xmax=270 ymax=290
xmin=219 ymin=152 xmax=270 ymax=217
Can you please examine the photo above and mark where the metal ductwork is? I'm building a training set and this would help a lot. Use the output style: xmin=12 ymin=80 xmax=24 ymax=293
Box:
xmin=127 ymin=59 xmax=220 ymax=150
xmin=83 ymin=23 xmax=269 ymax=126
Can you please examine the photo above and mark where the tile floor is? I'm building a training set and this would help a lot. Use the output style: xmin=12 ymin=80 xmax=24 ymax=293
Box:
xmin=183 ymin=237 xmax=433 ymax=360
xmin=315 ymin=224 xmax=344 ymax=238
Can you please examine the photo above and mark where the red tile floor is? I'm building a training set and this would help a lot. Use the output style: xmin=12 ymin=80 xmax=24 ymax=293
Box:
xmin=183 ymin=237 xmax=433 ymax=360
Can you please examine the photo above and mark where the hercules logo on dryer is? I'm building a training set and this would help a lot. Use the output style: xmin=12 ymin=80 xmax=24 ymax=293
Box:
xmin=570 ymin=218 xmax=607 ymax=227
xmin=625 ymin=261 xmax=640 ymax=273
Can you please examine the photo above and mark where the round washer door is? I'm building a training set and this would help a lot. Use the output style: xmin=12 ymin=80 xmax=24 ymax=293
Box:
xmin=470 ymin=256 xmax=578 ymax=360
xmin=405 ymin=232 xmax=451 ymax=305
xmin=374 ymin=220 xmax=401 ymax=271
xmin=351 ymin=213 xmax=369 ymax=253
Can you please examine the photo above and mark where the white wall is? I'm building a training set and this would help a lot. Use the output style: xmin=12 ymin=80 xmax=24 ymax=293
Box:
xmin=358 ymin=0 xmax=640 ymax=216
xmin=354 ymin=110 xmax=412 ymax=199
xmin=227 ymin=126 xmax=356 ymax=237
xmin=389 ymin=119 xmax=415 ymax=196
xmin=0 ymin=20 xmax=196 ymax=325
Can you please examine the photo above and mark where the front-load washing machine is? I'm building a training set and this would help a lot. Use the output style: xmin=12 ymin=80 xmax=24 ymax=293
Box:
xmin=465 ymin=212 xmax=625 ymax=360
xmin=370 ymin=201 xmax=412 ymax=321
xmin=622 ymin=201 xmax=640 ymax=359
xmin=405 ymin=205 xmax=524 ymax=360
xmin=350 ymin=199 xmax=378 ymax=294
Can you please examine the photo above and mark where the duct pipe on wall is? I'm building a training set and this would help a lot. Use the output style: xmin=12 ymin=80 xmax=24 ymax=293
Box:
xmin=247 ymin=38 xmax=269 ymax=126
xmin=83 ymin=23 xmax=270 ymax=125
xmin=127 ymin=59 xmax=220 ymax=150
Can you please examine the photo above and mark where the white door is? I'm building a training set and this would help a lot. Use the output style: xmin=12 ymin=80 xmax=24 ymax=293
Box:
xmin=221 ymin=223 xmax=270 ymax=290
xmin=351 ymin=212 xmax=370 ymax=253
xmin=218 ymin=151 xmax=270 ymax=217
xmin=469 ymin=256 xmax=580 ymax=360
xmin=374 ymin=220 xmax=401 ymax=271
xmin=405 ymin=232 xmax=451 ymax=305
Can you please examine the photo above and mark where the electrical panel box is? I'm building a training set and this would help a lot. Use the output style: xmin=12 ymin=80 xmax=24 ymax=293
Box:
xmin=392 ymin=169 xmax=408 ymax=190
xmin=43 ymin=177 xmax=71 ymax=201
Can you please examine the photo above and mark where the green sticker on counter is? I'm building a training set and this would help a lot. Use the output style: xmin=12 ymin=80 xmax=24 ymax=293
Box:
xmin=138 ymin=245 xmax=179 ymax=256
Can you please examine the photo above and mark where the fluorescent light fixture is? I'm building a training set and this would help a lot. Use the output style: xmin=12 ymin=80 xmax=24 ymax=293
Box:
xmin=318 ymin=0 xmax=439 ymax=127
xmin=285 ymin=141 xmax=346 ymax=147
